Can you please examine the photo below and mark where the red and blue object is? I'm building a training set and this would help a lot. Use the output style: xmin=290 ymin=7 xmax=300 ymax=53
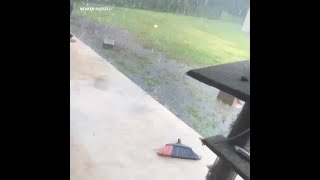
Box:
xmin=157 ymin=139 xmax=201 ymax=160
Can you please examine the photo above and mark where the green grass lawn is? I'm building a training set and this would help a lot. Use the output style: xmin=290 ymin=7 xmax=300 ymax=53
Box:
xmin=74 ymin=2 xmax=250 ymax=67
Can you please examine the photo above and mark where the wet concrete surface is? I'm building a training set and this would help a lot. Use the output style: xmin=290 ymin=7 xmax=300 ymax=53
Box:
xmin=70 ymin=37 xmax=218 ymax=180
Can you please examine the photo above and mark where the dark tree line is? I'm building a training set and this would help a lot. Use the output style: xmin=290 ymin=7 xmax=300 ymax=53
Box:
xmin=76 ymin=0 xmax=249 ymax=20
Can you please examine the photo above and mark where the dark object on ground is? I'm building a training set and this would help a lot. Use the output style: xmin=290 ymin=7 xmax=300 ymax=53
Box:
xmin=186 ymin=60 xmax=250 ymax=102
xmin=202 ymin=136 xmax=250 ymax=180
xmin=103 ymin=39 xmax=115 ymax=49
xmin=216 ymin=91 xmax=242 ymax=108
xmin=157 ymin=139 xmax=200 ymax=160
xmin=241 ymin=76 xmax=248 ymax=82
xmin=70 ymin=33 xmax=76 ymax=42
